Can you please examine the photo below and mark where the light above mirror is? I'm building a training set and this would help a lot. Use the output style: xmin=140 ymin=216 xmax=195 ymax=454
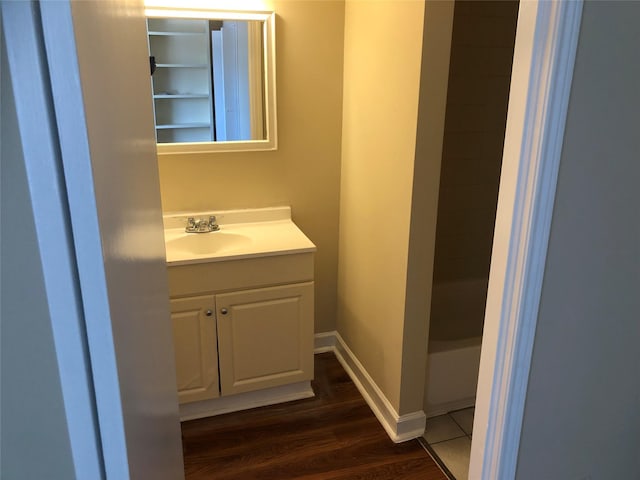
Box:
xmin=145 ymin=6 xmax=277 ymax=155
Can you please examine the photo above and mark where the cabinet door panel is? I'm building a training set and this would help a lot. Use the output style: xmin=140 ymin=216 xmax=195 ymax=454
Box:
xmin=170 ymin=295 xmax=219 ymax=403
xmin=217 ymin=282 xmax=314 ymax=395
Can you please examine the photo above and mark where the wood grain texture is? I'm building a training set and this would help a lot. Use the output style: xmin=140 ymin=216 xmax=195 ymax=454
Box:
xmin=182 ymin=353 xmax=447 ymax=479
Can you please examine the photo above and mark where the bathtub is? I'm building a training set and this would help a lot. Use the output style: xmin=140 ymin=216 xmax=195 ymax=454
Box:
xmin=424 ymin=278 xmax=487 ymax=417
xmin=425 ymin=336 xmax=482 ymax=417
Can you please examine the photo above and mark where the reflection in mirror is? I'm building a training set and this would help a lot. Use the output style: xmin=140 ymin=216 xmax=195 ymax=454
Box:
xmin=145 ymin=8 xmax=277 ymax=154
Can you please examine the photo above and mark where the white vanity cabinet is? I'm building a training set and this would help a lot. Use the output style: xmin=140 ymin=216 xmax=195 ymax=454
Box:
xmin=166 ymin=251 xmax=315 ymax=419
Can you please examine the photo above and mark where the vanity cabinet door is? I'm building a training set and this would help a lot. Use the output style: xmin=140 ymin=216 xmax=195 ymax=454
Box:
xmin=170 ymin=295 xmax=220 ymax=403
xmin=216 ymin=282 xmax=314 ymax=396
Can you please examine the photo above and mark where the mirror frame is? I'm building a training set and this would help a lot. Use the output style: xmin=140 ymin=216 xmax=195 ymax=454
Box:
xmin=144 ymin=6 xmax=277 ymax=155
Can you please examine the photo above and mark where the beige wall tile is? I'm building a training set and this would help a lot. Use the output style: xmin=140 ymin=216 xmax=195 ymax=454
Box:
xmin=431 ymin=0 xmax=517 ymax=338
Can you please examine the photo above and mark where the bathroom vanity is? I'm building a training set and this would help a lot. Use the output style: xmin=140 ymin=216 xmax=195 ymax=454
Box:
xmin=164 ymin=207 xmax=316 ymax=420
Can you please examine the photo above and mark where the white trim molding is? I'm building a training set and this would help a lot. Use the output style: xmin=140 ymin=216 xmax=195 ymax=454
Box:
xmin=315 ymin=332 xmax=426 ymax=443
xmin=313 ymin=331 xmax=337 ymax=353
xmin=470 ymin=2 xmax=583 ymax=479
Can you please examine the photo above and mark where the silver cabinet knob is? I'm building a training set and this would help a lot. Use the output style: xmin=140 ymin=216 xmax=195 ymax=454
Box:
xmin=220 ymin=308 xmax=228 ymax=315
xmin=205 ymin=309 xmax=213 ymax=317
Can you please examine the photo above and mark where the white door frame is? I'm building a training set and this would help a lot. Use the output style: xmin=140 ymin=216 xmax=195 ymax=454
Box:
xmin=469 ymin=1 xmax=583 ymax=478
xmin=1 ymin=3 xmax=104 ymax=477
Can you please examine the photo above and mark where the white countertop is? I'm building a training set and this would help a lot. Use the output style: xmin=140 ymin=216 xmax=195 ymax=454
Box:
xmin=163 ymin=207 xmax=316 ymax=266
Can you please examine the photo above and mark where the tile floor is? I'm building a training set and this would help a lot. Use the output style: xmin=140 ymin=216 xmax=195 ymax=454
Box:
xmin=422 ymin=407 xmax=474 ymax=480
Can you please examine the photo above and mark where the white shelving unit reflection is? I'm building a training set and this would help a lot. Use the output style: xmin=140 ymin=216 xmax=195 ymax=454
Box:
xmin=147 ymin=18 xmax=214 ymax=143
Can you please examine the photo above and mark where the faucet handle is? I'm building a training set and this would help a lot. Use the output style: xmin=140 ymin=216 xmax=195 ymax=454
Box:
xmin=185 ymin=217 xmax=197 ymax=232
xmin=185 ymin=215 xmax=218 ymax=233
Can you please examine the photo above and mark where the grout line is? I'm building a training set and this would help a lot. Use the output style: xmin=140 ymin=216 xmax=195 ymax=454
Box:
xmin=448 ymin=409 xmax=475 ymax=437
xmin=424 ymin=413 xmax=468 ymax=445
xmin=424 ymin=411 xmax=474 ymax=480
xmin=448 ymin=413 xmax=467 ymax=434
xmin=418 ymin=436 xmax=457 ymax=480
xmin=428 ymin=433 xmax=468 ymax=446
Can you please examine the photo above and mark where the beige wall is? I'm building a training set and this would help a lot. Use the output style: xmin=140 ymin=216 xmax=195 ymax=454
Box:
xmin=157 ymin=1 xmax=345 ymax=333
xmin=337 ymin=0 xmax=452 ymax=415
xmin=516 ymin=2 xmax=640 ymax=478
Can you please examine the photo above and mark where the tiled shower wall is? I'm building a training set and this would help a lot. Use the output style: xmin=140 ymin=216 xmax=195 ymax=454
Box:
xmin=429 ymin=1 xmax=519 ymax=342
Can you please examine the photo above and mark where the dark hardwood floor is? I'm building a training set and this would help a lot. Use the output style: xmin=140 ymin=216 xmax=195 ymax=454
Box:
xmin=181 ymin=352 xmax=447 ymax=479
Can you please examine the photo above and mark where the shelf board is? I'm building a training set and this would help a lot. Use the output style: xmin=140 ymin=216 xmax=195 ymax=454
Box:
xmin=154 ymin=94 xmax=209 ymax=99
xmin=148 ymin=31 xmax=207 ymax=36
xmin=156 ymin=63 xmax=209 ymax=69
xmin=156 ymin=123 xmax=211 ymax=130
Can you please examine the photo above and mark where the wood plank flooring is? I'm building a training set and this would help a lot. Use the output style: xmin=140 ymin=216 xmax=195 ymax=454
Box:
xmin=181 ymin=352 xmax=447 ymax=479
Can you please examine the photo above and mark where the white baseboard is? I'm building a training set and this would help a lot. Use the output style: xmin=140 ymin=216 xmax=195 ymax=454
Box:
xmin=179 ymin=381 xmax=314 ymax=421
xmin=313 ymin=331 xmax=337 ymax=353
xmin=314 ymin=331 xmax=426 ymax=443
xmin=179 ymin=331 xmax=428 ymax=436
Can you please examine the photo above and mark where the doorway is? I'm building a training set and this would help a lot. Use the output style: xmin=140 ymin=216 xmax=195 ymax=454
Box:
xmin=421 ymin=2 xmax=519 ymax=478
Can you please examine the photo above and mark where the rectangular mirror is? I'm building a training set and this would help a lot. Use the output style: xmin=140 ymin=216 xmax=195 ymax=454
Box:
xmin=145 ymin=6 xmax=277 ymax=155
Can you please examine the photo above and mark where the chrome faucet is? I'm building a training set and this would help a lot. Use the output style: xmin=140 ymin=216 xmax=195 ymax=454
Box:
xmin=185 ymin=216 xmax=220 ymax=233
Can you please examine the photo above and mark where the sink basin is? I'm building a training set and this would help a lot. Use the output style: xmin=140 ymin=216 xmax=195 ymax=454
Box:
xmin=163 ymin=207 xmax=317 ymax=265
xmin=166 ymin=232 xmax=253 ymax=256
